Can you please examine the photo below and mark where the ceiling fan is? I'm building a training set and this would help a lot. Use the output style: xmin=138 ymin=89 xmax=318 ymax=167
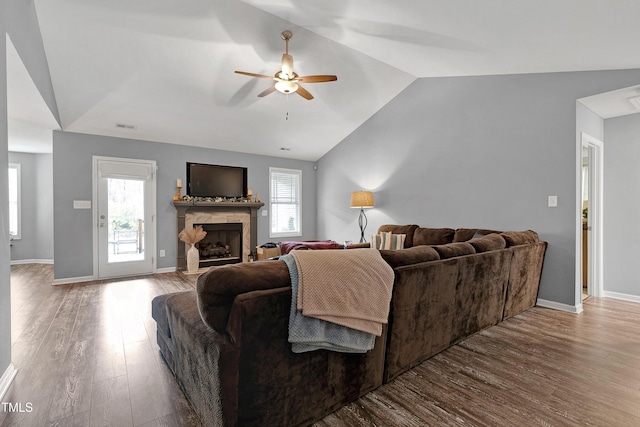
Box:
xmin=235 ymin=30 xmax=337 ymax=100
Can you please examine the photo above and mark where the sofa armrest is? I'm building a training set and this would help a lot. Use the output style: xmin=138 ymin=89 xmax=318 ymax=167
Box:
xmin=196 ymin=260 xmax=290 ymax=334
xmin=346 ymin=242 xmax=371 ymax=249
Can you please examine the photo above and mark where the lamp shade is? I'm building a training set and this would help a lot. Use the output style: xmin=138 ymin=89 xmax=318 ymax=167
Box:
xmin=350 ymin=191 xmax=374 ymax=208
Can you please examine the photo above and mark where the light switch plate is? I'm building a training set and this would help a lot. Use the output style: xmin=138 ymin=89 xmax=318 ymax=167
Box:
xmin=73 ymin=200 xmax=91 ymax=209
xmin=548 ymin=196 xmax=558 ymax=207
xmin=261 ymin=210 xmax=268 ymax=216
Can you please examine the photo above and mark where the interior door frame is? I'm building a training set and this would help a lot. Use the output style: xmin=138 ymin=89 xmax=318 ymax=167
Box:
xmin=92 ymin=155 xmax=157 ymax=279
xmin=578 ymin=132 xmax=604 ymax=301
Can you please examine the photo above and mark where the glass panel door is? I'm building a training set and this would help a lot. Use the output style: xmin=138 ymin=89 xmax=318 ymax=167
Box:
xmin=96 ymin=158 xmax=155 ymax=278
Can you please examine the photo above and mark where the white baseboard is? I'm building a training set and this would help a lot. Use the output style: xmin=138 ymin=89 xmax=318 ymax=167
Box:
xmin=603 ymin=291 xmax=640 ymax=304
xmin=536 ymin=298 xmax=583 ymax=314
xmin=10 ymin=259 xmax=53 ymax=265
xmin=52 ymin=267 xmax=177 ymax=285
xmin=52 ymin=275 xmax=96 ymax=286
xmin=0 ymin=363 xmax=18 ymax=401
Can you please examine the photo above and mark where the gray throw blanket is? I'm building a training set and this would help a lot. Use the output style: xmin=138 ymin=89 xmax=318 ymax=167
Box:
xmin=281 ymin=254 xmax=376 ymax=353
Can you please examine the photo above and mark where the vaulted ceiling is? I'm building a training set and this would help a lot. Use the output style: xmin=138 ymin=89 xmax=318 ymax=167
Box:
xmin=9 ymin=0 xmax=640 ymax=160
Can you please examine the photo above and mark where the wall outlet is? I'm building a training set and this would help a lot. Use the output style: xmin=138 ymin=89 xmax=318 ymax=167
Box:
xmin=262 ymin=210 xmax=268 ymax=216
xmin=548 ymin=196 xmax=558 ymax=207
xmin=159 ymin=249 xmax=166 ymax=257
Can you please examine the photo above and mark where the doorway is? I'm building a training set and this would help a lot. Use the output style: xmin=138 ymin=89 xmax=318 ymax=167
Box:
xmin=93 ymin=156 xmax=156 ymax=279
xmin=579 ymin=133 xmax=603 ymax=300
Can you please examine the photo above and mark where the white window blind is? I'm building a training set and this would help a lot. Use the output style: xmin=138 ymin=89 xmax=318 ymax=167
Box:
xmin=9 ymin=163 xmax=21 ymax=239
xmin=269 ymin=167 xmax=301 ymax=238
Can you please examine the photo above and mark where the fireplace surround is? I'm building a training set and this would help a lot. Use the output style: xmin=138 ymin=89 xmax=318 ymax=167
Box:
xmin=173 ymin=201 xmax=264 ymax=270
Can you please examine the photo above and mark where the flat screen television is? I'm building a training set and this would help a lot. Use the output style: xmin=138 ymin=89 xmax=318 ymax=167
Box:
xmin=186 ymin=162 xmax=248 ymax=198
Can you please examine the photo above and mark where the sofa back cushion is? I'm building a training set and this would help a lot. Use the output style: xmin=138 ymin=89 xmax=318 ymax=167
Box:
xmin=500 ymin=230 xmax=539 ymax=247
xmin=378 ymin=224 xmax=419 ymax=248
xmin=453 ymin=228 xmax=502 ymax=242
xmin=379 ymin=245 xmax=440 ymax=269
xmin=413 ymin=227 xmax=455 ymax=246
xmin=467 ymin=233 xmax=507 ymax=253
xmin=431 ymin=242 xmax=476 ymax=259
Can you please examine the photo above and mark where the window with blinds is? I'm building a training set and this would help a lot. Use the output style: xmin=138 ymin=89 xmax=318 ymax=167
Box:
xmin=269 ymin=167 xmax=301 ymax=238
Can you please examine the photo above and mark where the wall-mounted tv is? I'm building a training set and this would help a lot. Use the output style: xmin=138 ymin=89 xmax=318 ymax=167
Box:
xmin=186 ymin=162 xmax=248 ymax=198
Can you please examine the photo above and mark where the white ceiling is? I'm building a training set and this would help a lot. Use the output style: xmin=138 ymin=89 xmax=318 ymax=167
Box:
xmin=8 ymin=0 xmax=640 ymax=159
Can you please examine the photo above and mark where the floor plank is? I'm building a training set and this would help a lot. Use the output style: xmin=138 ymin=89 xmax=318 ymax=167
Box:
xmin=4 ymin=265 xmax=640 ymax=426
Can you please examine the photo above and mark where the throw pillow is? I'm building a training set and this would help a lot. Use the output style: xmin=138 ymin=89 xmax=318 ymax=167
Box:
xmin=371 ymin=232 xmax=406 ymax=250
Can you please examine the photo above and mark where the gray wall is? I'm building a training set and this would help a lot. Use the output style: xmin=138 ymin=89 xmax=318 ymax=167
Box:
xmin=52 ymin=131 xmax=317 ymax=280
xmin=603 ymin=113 xmax=640 ymax=297
xmin=317 ymin=70 xmax=640 ymax=307
xmin=2 ymin=0 xmax=58 ymax=386
xmin=8 ymin=152 xmax=54 ymax=262
xmin=1 ymin=0 xmax=11 ymax=380
xmin=577 ymin=102 xmax=604 ymax=142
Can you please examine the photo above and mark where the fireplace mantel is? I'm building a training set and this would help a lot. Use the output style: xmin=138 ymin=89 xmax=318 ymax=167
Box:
xmin=173 ymin=201 xmax=264 ymax=270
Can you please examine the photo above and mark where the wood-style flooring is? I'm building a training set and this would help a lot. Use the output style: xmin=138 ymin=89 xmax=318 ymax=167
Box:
xmin=3 ymin=264 xmax=640 ymax=426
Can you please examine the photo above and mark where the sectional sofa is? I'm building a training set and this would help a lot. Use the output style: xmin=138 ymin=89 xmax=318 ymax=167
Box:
xmin=151 ymin=225 xmax=547 ymax=426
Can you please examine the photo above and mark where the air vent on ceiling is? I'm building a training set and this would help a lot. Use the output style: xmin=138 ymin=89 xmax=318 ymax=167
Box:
xmin=628 ymin=96 xmax=640 ymax=111
xmin=115 ymin=123 xmax=137 ymax=130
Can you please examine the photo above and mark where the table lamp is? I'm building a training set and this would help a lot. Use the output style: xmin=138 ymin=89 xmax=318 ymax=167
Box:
xmin=350 ymin=191 xmax=374 ymax=243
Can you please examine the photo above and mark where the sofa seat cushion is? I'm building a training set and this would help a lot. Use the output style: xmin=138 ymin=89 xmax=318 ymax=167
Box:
xmin=431 ymin=242 xmax=476 ymax=259
xmin=468 ymin=233 xmax=507 ymax=253
xmin=378 ymin=224 xmax=419 ymax=248
xmin=379 ymin=245 xmax=440 ymax=268
xmin=453 ymin=228 xmax=502 ymax=242
xmin=413 ymin=227 xmax=456 ymax=246
xmin=501 ymin=230 xmax=539 ymax=247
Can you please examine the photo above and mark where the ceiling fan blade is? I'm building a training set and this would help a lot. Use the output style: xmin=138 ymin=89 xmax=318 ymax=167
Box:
xmin=296 ymin=85 xmax=314 ymax=100
xmin=297 ymin=75 xmax=338 ymax=83
xmin=235 ymin=71 xmax=274 ymax=80
xmin=257 ymin=86 xmax=277 ymax=97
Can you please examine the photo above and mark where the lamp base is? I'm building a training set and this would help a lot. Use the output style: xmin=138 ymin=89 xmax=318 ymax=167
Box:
xmin=358 ymin=208 xmax=368 ymax=243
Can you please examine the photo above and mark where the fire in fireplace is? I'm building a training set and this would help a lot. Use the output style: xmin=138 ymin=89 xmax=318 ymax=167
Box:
xmin=195 ymin=223 xmax=243 ymax=267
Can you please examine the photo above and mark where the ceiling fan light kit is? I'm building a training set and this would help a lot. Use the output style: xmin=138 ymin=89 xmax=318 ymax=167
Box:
xmin=235 ymin=30 xmax=337 ymax=101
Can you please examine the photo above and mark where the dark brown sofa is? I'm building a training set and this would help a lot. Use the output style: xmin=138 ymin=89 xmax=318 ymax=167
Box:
xmin=151 ymin=225 xmax=546 ymax=426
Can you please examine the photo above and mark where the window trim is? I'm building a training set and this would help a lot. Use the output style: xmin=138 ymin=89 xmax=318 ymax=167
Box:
xmin=9 ymin=163 xmax=21 ymax=240
xmin=269 ymin=167 xmax=302 ymax=239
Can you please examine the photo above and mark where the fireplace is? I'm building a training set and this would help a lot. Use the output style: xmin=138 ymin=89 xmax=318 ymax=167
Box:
xmin=195 ymin=223 xmax=242 ymax=267
xmin=173 ymin=200 xmax=264 ymax=271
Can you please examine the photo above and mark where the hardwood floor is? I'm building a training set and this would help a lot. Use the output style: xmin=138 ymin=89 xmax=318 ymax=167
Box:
xmin=2 ymin=264 xmax=201 ymax=427
xmin=3 ymin=264 xmax=640 ymax=426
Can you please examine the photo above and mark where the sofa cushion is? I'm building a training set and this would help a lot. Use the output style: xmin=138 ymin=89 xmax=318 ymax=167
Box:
xmin=468 ymin=234 xmax=507 ymax=253
xmin=413 ymin=227 xmax=455 ymax=246
xmin=379 ymin=246 xmax=440 ymax=269
xmin=501 ymin=230 xmax=539 ymax=247
xmin=431 ymin=242 xmax=476 ymax=259
xmin=196 ymin=260 xmax=291 ymax=333
xmin=378 ymin=224 xmax=419 ymax=248
xmin=453 ymin=228 xmax=502 ymax=242
xmin=371 ymin=232 xmax=406 ymax=250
